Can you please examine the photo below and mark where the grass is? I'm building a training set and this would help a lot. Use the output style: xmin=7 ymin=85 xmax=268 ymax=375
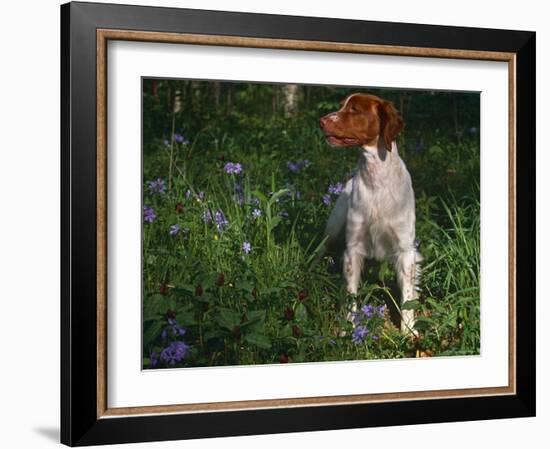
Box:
xmin=142 ymin=92 xmax=480 ymax=369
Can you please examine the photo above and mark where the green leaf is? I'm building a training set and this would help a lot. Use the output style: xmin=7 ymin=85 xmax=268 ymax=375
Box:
xmin=215 ymin=307 xmax=241 ymax=331
xmin=143 ymin=320 xmax=164 ymax=346
xmin=267 ymin=188 xmax=290 ymax=207
xmin=267 ymin=216 xmax=282 ymax=232
xmin=240 ymin=310 xmax=266 ymax=333
xmin=251 ymin=190 xmax=268 ymax=204
xmin=295 ymin=303 xmax=308 ymax=321
xmin=378 ymin=261 xmax=390 ymax=283
xmin=401 ymin=300 xmax=422 ymax=310
xmin=244 ymin=333 xmax=272 ymax=349
xmin=413 ymin=315 xmax=436 ymax=331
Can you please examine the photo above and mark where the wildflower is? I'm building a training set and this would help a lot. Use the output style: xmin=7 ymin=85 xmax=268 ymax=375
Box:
xmin=159 ymin=282 xmax=170 ymax=296
xmin=251 ymin=197 xmax=260 ymax=206
xmin=377 ymin=304 xmax=387 ymax=317
xmin=283 ymin=307 xmax=294 ymax=321
xmin=163 ymin=139 xmax=170 ymax=147
xmin=202 ymin=210 xmax=212 ymax=224
xmin=214 ymin=209 xmax=229 ymax=231
xmin=351 ymin=325 xmax=369 ymax=344
xmin=287 ymin=159 xmax=310 ymax=173
xmin=173 ymin=133 xmax=190 ymax=145
xmin=298 ymin=290 xmax=308 ymax=302
xmin=242 ymin=241 xmax=252 ymax=254
xmin=185 ymin=189 xmax=192 ymax=199
xmin=195 ymin=284 xmax=204 ymax=296
xmin=143 ymin=205 xmax=156 ymax=223
xmin=361 ymin=304 xmax=375 ymax=318
xmin=292 ymin=324 xmax=302 ymax=338
xmin=164 ymin=318 xmax=186 ymax=338
xmin=197 ymin=191 xmax=205 ymax=202
xmin=148 ymin=177 xmax=166 ymax=194
xmin=216 ymin=272 xmax=225 ymax=286
xmin=322 ymin=194 xmax=332 ymax=206
xmin=169 ymin=224 xmax=180 ymax=236
xmin=252 ymin=208 xmax=262 ymax=219
xmin=175 ymin=202 xmax=184 ymax=213
xmin=224 ymin=162 xmax=243 ymax=175
xmin=160 ymin=340 xmax=190 ymax=365
xmin=328 ymin=182 xmax=344 ymax=196
xmin=150 ymin=350 xmax=159 ymax=368
xmin=234 ymin=182 xmax=243 ymax=194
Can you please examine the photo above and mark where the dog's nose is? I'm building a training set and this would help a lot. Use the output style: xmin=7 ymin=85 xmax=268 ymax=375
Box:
xmin=319 ymin=115 xmax=329 ymax=128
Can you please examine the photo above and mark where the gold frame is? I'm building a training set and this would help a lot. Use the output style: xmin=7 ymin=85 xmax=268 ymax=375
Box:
xmin=96 ymin=29 xmax=516 ymax=419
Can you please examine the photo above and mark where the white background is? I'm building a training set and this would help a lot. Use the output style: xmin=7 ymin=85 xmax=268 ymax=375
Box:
xmin=109 ymin=42 xmax=509 ymax=408
xmin=0 ymin=0 xmax=546 ymax=448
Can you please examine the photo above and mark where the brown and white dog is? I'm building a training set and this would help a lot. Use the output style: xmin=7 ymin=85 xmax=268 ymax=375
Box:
xmin=320 ymin=93 xmax=421 ymax=335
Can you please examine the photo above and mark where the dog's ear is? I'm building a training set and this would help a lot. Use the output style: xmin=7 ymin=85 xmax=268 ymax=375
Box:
xmin=379 ymin=101 xmax=404 ymax=151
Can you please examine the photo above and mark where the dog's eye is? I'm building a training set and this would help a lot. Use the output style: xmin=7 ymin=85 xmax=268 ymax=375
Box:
xmin=350 ymin=106 xmax=358 ymax=113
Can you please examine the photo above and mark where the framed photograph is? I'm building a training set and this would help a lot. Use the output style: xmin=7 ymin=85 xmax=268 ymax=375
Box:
xmin=61 ymin=1 xmax=535 ymax=446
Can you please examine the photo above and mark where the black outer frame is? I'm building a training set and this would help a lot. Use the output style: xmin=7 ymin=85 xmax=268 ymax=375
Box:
xmin=60 ymin=1 xmax=535 ymax=446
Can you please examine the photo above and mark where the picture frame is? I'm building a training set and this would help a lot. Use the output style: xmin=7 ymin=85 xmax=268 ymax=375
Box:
xmin=60 ymin=1 xmax=535 ymax=446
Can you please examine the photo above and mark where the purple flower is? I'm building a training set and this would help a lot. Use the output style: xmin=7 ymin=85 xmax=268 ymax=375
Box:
xmin=165 ymin=318 xmax=186 ymax=337
xmin=202 ymin=210 xmax=212 ymax=224
xmin=328 ymin=182 xmax=344 ymax=196
xmin=377 ymin=304 xmax=387 ymax=317
xmin=160 ymin=340 xmax=190 ymax=365
xmin=148 ymin=178 xmax=166 ymax=194
xmin=163 ymin=139 xmax=170 ymax=147
xmin=169 ymin=224 xmax=180 ymax=236
xmin=242 ymin=241 xmax=252 ymax=254
xmin=197 ymin=191 xmax=205 ymax=202
xmin=150 ymin=350 xmax=159 ymax=368
xmin=215 ymin=209 xmax=229 ymax=231
xmin=361 ymin=304 xmax=375 ymax=318
xmin=173 ymin=133 xmax=190 ymax=145
xmin=224 ymin=162 xmax=243 ymax=175
xmin=234 ymin=182 xmax=243 ymax=194
xmin=351 ymin=326 xmax=369 ymax=344
xmin=185 ymin=189 xmax=192 ymax=199
xmin=252 ymin=208 xmax=262 ymax=219
xmin=143 ymin=205 xmax=156 ymax=223
xmin=287 ymin=159 xmax=310 ymax=173
xmin=322 ymin=194 xmax=332 ymax=206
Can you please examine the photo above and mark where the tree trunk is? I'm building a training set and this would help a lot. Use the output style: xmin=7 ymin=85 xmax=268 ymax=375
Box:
xmin=283 ymin=84 xmax=299 ymax=117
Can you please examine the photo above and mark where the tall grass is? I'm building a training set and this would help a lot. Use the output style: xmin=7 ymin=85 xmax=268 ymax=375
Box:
xmin=142 ymin=96 xmax=480 ymax=368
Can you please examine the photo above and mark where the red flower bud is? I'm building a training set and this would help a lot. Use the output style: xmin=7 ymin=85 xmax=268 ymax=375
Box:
xmin=279 ymin=354 xmax=289 ymax=363
xmin=292 ymin=324 xmax=302 ymax=338
xmin=284 ymin=307 xmax=294 ymax=321
xmin=298 ymin=290 xmax=309 ymax=302
xmin=216 ymin=272 xmax=225 ymax=286
xmin=159 ymin=283 xmax=170 ymax=296
xmin=175 ymin=202 xmax=184 ymax=213
xmin=195 ymin=284 xmax=204 ymax=296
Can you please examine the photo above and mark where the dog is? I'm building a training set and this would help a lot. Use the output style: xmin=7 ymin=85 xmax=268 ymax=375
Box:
xmin=319 ymin=93 xmax=421 ymax=335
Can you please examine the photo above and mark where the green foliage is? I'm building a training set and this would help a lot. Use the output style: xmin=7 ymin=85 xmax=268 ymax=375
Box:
xmin=142 ymin=79 xmax=480 ymax=368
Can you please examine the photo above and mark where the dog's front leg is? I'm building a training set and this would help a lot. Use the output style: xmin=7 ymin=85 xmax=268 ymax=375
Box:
xmin=343 ymin=243 xmax=365 ymax=324
xmin=395 ymin=249 xmax=421 ymax=336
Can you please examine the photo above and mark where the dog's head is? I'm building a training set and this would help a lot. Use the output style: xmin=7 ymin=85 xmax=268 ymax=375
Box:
xmin=319 ymin=93 xmax=404 ymax=150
